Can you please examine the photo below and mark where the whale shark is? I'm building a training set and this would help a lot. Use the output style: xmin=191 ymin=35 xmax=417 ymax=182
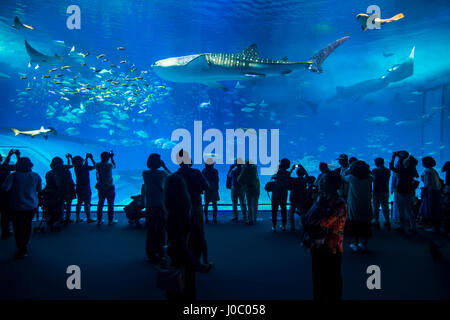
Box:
xmin=11 ymin=126 xmax=57 ymax=140
xmin=152 ymin=36 xmax=350 ymax=90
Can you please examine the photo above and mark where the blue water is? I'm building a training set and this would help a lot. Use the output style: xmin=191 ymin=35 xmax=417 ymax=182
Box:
xmin=0 ymin=0 xmax=449 ymax=206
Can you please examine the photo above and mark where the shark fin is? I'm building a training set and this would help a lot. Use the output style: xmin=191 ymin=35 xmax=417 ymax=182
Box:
xmin=202 ymin=82 xmax=228 ymax=91
xmin=245 ymin=73 xmax=266 ymax=78
xmin=11 ymin=128 xmax=20 ymax=136
xmin=239 ymin=44 xmax=260 ymax=58
xmin=308 ymin=36 xmax=350 ymax=73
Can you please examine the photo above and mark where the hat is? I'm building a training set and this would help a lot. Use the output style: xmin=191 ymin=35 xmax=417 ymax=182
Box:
xmin=336 ymin=154 xmax=348 ymax=161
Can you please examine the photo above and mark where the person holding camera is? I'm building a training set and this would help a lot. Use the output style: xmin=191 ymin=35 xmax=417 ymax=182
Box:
xmin=2 ymin=157 xmax=42 ymax=258
xmin=143 ymin=153 xmax=171 ymax=262
xmin=389 ymin=151 xmax=419 ymax=234
xmin=0 ymin=149 xmax=20 ymax=240
xmin=68 ymin=153 xmax=97 ymax=223
xmin=95 ymin=151 xmax=117 ymax=225
xmin=270 ymin=158 xmax=292 ymax=231
xmin=288 ymin=164 xmax=309 ymax=231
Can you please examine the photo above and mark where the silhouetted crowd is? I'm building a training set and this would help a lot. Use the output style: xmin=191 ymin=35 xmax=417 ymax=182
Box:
xmin=1 ymin=148 xmax=449 ymax=301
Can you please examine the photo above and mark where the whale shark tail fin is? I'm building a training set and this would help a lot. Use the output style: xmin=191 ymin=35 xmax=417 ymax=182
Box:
xmin=11 ymin=128 xmax=20 ymax=136
xmin=308 ymin=36 xmax=350 ymax=73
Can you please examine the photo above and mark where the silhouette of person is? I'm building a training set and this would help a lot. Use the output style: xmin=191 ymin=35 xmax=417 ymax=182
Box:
xmin=202 ymin=159 xmax=220 ymax=224
xmin=45 ymin=157 xmax=76 ymax=224
xmin=304 ymin=170 xmax=346 ymax=301
xmin=237 ymin=159 xmax=260 ymax=225
xmin=68 ymin=153 xmax=96 ymax=223
xmin=95 ymin=151 xmax=116 ymax=225
xmin=419 ymin=156 xmax=442 ymax=232
xmin=371 ymin=158 xmax=391 ymax=229
xmin=0 ymin=149 xmax=20 ymax=240
xmin=270 ymin=158 xmax=291 ymax=231
xmin=316 ymin=162 xmax=330 ymax=193
xmin=389 ymin=152 xmax=419 ymax=234
xmin=335 ymin=154 xmax=350 ymax=201
xmin=175 ymin=150 xmax=212 ymax=267
xmin=164 ymin=174 xmax=212 ymax=301
xmin=2 ymin=157 xmax=42 ymax=258
xmin=227 ymin=158 xmax=247 ymax=222
xmin=143 ymin=153 xmax=170 ymax=262
xmin=288 ymin=164 xmax=309 ymax=231
xmin=342 ymin=161 xmax=373 ymax=252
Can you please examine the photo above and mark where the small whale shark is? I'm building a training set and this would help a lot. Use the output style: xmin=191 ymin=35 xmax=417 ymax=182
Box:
xmin=11 ymin=126 xmax=57 ymax=140
xmin=152 ymin=36 xmax=350 ymax=90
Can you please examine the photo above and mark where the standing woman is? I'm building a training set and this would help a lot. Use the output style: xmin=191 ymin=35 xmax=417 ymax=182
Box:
xmin=237 ymin=160 xmax=260 ymax=225
xmin=143 ymin=153 xmax=170 ymax=262
xmin=342 ymin=161 xmax=373 ymax=252
xmin=202 ymin=159 xmax=220 ymax=224
xmin=419 ymin=156 xmax=442 ymax=232
xmin=45 ymin=157 xmax=76 ymax=224
xmin=270 ymin=158 xmax=291 ymax=231
xmin=302 ymin=170 xmax=347 ymax=300
xmin=164 ymin=174 xmax=212 ymax=300
xmin=2 ymin=157 xmax=42 ymax=258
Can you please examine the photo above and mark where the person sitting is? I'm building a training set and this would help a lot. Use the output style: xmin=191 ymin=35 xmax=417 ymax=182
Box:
xmin=371 ymin=158 xmax=391 ymax=229
xmin=227 ymin=158 xmax=247 ymax=222
xmin=270 ymin=158 xmax=292 ymax=231
xmin=164 ymin=174 xmax=212 ymax=301
xmin=237 ymin=160 xmax=260 ymax=225
xmin=0 ymin=149 xmax=20 ymax=240
xmin=68 ymin=153 xmax=96 ymax=223
xmin=419 ymin=156 xmax=442 ymax=232
xmin=202 ymin=159 xmax=220 ymax=224
xmin=95 ymin=151 xmax=117 ymax=225
xmin=288 ymin=164 xmax=309 ymax=231
xmin=2 ymin=157 xmax=42 ymax=258
xmin=143 ymin=153 xmax=170 ymax=262
xmin=343 ymin=160 xmax=373 ymax=252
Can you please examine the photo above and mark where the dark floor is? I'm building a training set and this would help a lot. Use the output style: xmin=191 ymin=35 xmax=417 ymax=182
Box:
xmin=0 ymin=211 xmax=449 ymax=300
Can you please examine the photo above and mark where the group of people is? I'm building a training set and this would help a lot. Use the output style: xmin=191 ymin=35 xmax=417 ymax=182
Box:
xmin=1 ymin=147 xmax=449 ymax=301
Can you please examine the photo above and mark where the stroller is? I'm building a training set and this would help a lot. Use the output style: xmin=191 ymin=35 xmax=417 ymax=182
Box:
xmin=124 ymin=194 xmax=145 ymax=226
xmin=34 ymin=190 xmax=63 ymax=233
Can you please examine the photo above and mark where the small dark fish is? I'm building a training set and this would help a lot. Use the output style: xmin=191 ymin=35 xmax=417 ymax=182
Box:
xmin=54 ymin=81 xmax=62 ymax=85
xmin=96 ymin=54 xmax=106 ymax=59
xmin=117 ymin=47 xmax=125 ymax=50
xmin=55 ymin=74 xmax=64 ymax=77
xmin=93 ymin=69 xmax=101 ymax=73
xmin=20 ymin=76 xmax=27 ymax=79
xmin=81 ymin=52 xmax=89 ymax=57
xmin=110 ymin=64 xmax=118 ymax=68
xmin=120 ymin=60 xmax=127 ymax=64
xmin=112 ymin=81 xmax=120 ymax=85
xmin=49 ymin=68 xmax=57 ymax=72
xmin=42 ymin=75 xmax=51 ymax=79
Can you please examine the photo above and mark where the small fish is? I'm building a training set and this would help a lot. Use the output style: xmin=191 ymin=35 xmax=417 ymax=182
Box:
xmin=96 ymin=53 xmax=106 ymax=59
xmin=120 ymin=60 xmax=127 ymax=64
xmin=25 ymin=87 xmax=31 ymax=91
xmin=134 ymin=76 xmax=143 ymax=80
xmin=42 ymin=75 xmax=51 ymax=79
xmin=34 ymin=64 xmax=39 ymax=70
xmin=49 ymin=68 xmax=57 ymax=72
xmin=80 ymin=52 xmax=89 ymax=58
xmin=81 ymin=62 xmax=86 ymax=66
xmin=20 ymin=76 xmax=27 ymax=79
xmin=48 ymin=90 xmax=56 ymax=94
xmin=61 ymin=66 xmax=71 ymax=70
xmin=110 ymin=64 xmax=118 ymax=68
xmin=55 ymin=74 xmax=64 ymax=78
xmin=102 ymin=58 xmax=108 ymax=62
xmin=61 ymin=96 xmax=70 ymax=101
xmin=117 ymin=46 xmax=125 ymax=50
xmin=199 ymin=101 xmax=211 ymax=109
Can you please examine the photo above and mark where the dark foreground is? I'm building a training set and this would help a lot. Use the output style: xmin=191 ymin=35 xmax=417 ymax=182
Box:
xmin=0 ymin=211 xmax=449 ymax=300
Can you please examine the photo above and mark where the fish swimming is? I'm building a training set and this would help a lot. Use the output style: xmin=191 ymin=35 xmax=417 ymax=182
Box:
xmin=381 ymin=47 xmax=415 ymax=83
xmin=356 ymin=12 xmax=404 ymax=31
xmin=11 ymin=126 xmax=57 ymax=140
xmin=152 ymin=36 xmax=350 ymax=90
xmin=12 ymin=16 xmax=34 ymax=30
xmin=25 ymin=40 xmax=63 ymax=64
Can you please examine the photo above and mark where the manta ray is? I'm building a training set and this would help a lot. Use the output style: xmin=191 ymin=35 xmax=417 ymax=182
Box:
xmin=11 ymin=126 xmax=57 ymax=140
xmin=151 ymin=36 xmax=350 ymax=90
xmin=25 ymin=40 xmax=64 ymax=64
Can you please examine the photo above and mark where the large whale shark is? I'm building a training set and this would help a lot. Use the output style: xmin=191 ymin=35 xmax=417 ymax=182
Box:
xmin=151 ymin=36 xmax=350 ymax=90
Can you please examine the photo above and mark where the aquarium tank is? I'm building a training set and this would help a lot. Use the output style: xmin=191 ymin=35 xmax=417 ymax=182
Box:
xmin=0 ymin=0 xmax=449 ymax=208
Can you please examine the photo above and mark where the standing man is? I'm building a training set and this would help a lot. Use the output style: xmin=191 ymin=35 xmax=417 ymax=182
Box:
xmin=95 ymin=151 xmax=117 ymax=225
xmin=227 ymin=158 xmax=247 ymax=222
xmin=0 ymin=149 xmax=20 ymax=239
xmin=335 ymin=154 xmax=350 ymax=202
xmin=371 ymin=158 xmax=391 ymax=229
